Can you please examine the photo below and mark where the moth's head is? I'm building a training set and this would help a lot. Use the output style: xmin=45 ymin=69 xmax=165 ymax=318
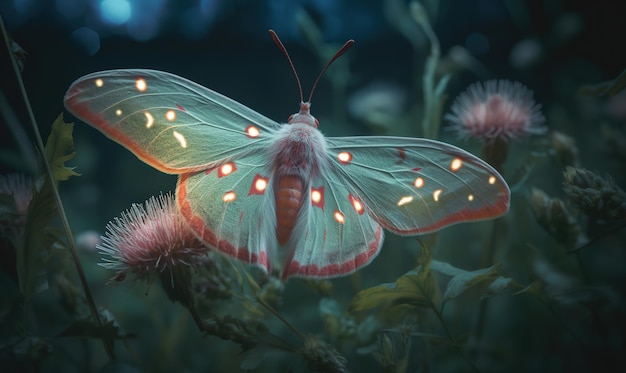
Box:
xmin=270 ymin=29 xmax=353 ymax=131
xmin=288 ymin=102 xmax=319 ymax=128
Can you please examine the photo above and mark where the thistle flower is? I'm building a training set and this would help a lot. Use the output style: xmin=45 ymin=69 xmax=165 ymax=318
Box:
xmin=0 ymin=173 xmax=33 ymax=217
xmin=562 ymin=167 xmax=626 ymax=221
xmin=445 ymin=80 xmax=546 ymax=173
xmin=302 ymin=336 xmax=347 ymax=373
xmin=446 ymin=80 xmax=546 ymax=142
xmin=98 ymin=193 xmax=208 ymax=302
xmin=529 ymin=188 xmax=586 ymax=249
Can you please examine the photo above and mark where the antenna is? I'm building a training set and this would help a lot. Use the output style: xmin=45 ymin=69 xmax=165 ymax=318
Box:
xmin=269 ymin=29 xmax=354 ymax=103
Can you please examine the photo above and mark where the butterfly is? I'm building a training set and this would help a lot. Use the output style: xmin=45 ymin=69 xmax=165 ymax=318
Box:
xmin=64 ymin=30 xmax=510 ymax=280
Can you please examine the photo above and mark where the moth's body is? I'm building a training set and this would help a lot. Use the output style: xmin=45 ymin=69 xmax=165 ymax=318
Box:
xmin=271 ymin=104 xmax=325 ymax=246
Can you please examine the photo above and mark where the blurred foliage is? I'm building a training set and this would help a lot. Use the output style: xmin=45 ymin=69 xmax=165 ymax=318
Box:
xmin=578 ymin=68 xmax=626 ymax=96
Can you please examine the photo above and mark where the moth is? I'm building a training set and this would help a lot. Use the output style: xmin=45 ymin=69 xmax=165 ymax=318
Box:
xmin=64 ymin=31 xmax=510 ymax=280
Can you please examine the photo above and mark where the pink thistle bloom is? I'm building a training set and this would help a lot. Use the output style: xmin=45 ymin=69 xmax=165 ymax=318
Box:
xmin=445 ymin=80 xmax=546 ymax=142
xmin=98 ymin=193 xmax=208 ymax=282
xmin=0 ymin=173 xmax=33 ymax=216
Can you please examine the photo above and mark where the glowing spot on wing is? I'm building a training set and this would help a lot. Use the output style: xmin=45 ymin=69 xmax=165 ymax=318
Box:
xmin=144 ymin=112 xmax=154 ymax=128
xmin=172 ymin=131 xmax=187 ymax=148
xmin=223 ymin=191 xmax=236 ymax=202
xmin=414 ymin=177 xmax=424 ymax=188
xmin=246 ymin=125 xmax=260 ymax=138
xmin=95 ymin=78 xmax=104 ymax=87
xmin=246 ymin=173 xmax=269 ymax=196
xmin=248 ymin=174 xmax=268 ymax=195
xmin=334 ymin=211 xmax=345 ymax=224
xmin=255 ymin=178 xmax=267 ymax=191
xmin=337 ymin=151 xmax=352 ymax=164
xmin=450 ymin=158 xmax=463 ymax=171
xmin=115 ymin=109 xmax=122 ymax=116
xmin=221 ymin=164 xmax=233 ymax=175
xmin=397 ymin=196 xmax=413 ymax=206
xmin=165 ymin=110 xmax=176 ymax=121
xmin=468 ymin=194 xmax=474 ymax=201
xmin=349 ymin=194 xmax=364 ymax=215
xmin=488 ymin=175 xmax=497 ymax=185
xmin=311 ymin=186 xmax=324 ymax=209
xmin=311 ymin=190 xmax=321 ymax=203
xmin=433 ymin=189 xmax=442 ymax=202
xmin=218 ymin=162 xmax=236 ymax=178
xmin=135 ymin=78 xmax=147 ymax=92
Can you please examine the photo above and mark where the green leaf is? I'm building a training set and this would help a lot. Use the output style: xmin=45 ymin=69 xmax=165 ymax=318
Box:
xmin=430 ymin=260 xmax=510 ymax=303
xmin=349 ymin=245 xmax=436 ymax=319
xmin=482 ymin=276 xmax=513 ymax=299
xmin=16 ymin=115 xmax=78 ymax=301
xmin=239 ymin=343 xmax=276 ymax=370
xmin=16 ymin=175 xmax=53 ymax=300
xmin=434 ymin=74 xmax=451 ymax=98
xmin=44 ymin=114 xmax=80 ymax=182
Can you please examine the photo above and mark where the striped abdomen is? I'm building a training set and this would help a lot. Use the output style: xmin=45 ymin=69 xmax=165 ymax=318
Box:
xmin=275 ymin=175 xmax=303 ymax=245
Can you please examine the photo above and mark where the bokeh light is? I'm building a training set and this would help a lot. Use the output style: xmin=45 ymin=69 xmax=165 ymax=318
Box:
xmin=99 ymin=0 xmax=132 ymax=25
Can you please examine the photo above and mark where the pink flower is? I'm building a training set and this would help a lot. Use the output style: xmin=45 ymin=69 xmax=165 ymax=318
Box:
xmin=98 ymin=193 xmax=208 ymax=282
xmin=0 ymin=173 xmax=33 ymax=216
xmin=445 ymin=80 xmax=546 ymax=142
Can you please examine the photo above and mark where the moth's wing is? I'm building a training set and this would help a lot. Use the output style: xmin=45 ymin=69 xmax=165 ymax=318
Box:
xmin=281 ymin=169 xmax=384 ymax=280
xmin=324 ymin=136 xmax=510 ymax=235
xmin=176 ymin=150 xmax=277 ymax=273
xmin=64 ymin=69 xmax=280 ymax=174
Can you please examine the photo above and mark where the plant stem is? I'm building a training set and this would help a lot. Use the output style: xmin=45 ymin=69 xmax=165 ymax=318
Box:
xmin=473 ymin=220 xmax=498 ymax=347
xmin=0 ymin=14 xmax=114 ymax=359
xmin=412 ymin=268 xmax=481 ymax=372
xmin=432 ymin=305 xmax=481 ymax=373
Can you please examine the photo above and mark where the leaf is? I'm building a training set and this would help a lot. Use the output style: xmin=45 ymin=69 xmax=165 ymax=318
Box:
xmin=16 ymin=115 xmax=78 ymax=301
xmin=44 ymin=114 xmax=80 ymax=182
xmin=16 ymin=175 xmax=53 ymax=300
xmin=239 ymin=343 xmax=276 ymax=370
xmin=430 ymin=260 xmax=510 ymax=303
xmin=482 ymin=276 xmax=512 ymax=299
xmin=349 ymin=244 xmax=436 ymax=319
xmin=434 ymin=74 xmax=451 ymax=98
xmin=319 ymin=298 xmax=345 ymax=339
xmin=578 ymin=68 xmax=626 ymax=96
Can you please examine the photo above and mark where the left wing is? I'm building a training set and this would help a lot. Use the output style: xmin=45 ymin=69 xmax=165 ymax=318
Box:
xmin=176 ymin=151 xmax=278 ymax=274
xmin=64 ymin=69 xmax=281 ymax=174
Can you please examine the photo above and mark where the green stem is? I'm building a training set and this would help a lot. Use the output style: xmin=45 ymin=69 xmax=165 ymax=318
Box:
xmin=412 ymin=269 xmax=481 ymax=372
xmin=473 ymin=220 xmax=499 ymax=345
xmin=0 ymin=14 xmax=114 ymax=359
xmin=432 ymin=305 xmax=481 ymax=373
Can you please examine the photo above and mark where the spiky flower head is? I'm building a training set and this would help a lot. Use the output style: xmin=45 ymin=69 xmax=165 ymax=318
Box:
xmin=445 ymin=79 xmax=546 ymax=142
xmin=0 ymin=173 xmax=33 ymax=236
xmin=0 ymin=173 xmax=33 ymax=216
xmin=302 ymin=336 xmax=347 ymax=373
xmin=98 ymin=193 xmax=208 ymax=284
